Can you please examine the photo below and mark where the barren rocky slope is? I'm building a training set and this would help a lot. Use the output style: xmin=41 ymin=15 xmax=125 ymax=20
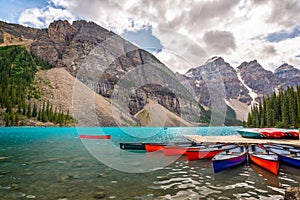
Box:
xmin=1 ymin=20 xmax=204 ymax=126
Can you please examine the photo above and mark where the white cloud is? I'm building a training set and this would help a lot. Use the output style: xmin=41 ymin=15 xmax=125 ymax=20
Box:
xmin=18 ymin=6 xmax=75 ymax=28
xmin=17 ymin=0 xmax=300 ymax=71
xmin=154 ymin=49 xmax=196 ymax=74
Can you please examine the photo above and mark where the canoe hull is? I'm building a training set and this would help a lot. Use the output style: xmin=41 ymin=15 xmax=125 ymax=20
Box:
xmin=260 ymin=128 xmax=287 ymax=139
xmin=212 ymin=146 xmax=247 ymax=173
xmin=119 ymin=143 xmax=145 ymax=150
xmin=163 ymin=146 xmax=193 ymax=156
xmin=237 ymin=129 xmax=265 ymax=139
xmin=145 ymin=144 xmax=165 ymax=152
xmin=286 ymin=130 xmax=299 ymax=139
xmin=249 ymin=154 xmax=279 ymax=175
xmin=278 ymin=154 xmax=300 ymax=168
xmin=186 ymin=150 xmax=222 ymax=161
xmin=79 ymin=135 xmax=111 ymax=139
xmin=213 ymin=153 xmax=247 ymax=173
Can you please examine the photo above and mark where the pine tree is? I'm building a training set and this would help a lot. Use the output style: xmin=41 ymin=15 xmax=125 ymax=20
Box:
xmin=4 ymin=113 xmax=9 ymax=127
xmin=27 ymin=101 xmax=32 ymax=118
xmin=247 ymin=110 xmax=253 ymax=127
xmin=297 ymin=85 xmax=300 ymax=126
xmin=32 ymin=102 xmax=38 ymax=117
xmin=281 ymin=94 xmax=289 ymax=128
xmin=247 ymin=86 xmax=300 ymax=128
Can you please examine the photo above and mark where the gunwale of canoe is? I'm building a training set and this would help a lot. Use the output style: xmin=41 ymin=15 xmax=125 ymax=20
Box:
xmin=184 ymin=135 xmax=300 ymax=147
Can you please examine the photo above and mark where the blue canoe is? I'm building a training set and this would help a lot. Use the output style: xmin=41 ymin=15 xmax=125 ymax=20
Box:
xmin=265 ymin=146 xmax=300 ymax=168
xmin=212 ymin=146 xmax=247 ymax=173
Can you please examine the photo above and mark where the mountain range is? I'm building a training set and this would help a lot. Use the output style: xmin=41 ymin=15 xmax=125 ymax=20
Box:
xmin=1 ymin=20 xmax=299 ymax=126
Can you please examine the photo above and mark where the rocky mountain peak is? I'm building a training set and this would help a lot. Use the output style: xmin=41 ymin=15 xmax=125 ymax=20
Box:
xmin=237 ymin=60 xmax=262 ymax=72
xmin=183 ymin=56 xmax=251 ymax=107
xmin=206 ymin=56 xmax=224 ymax=64
xmin=274 ymin=63 xmax=296 ymax=74
xmin=274 ymin=63 xmax=300 ymax=89
xmin=48 ymin=20 xmax=76 ymax=44
xmin=30 ymin=19 xmax=116 ymax=72
xmin=237 ymin=60 xmax=276 ymax=98
xmin=0 ymin=20 xmax=38 ymax=45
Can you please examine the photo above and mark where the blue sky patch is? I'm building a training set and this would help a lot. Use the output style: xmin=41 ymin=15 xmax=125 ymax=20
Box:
xmin=266 ymin=27 xmax=300 ymax=43
xmin=0 ymin=0 xmax=48 ymax=23
xmin=122 ymin=26 xmax=163 ymax=53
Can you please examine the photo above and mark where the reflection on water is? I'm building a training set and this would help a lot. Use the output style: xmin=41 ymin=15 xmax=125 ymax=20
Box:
xmin=0 ymin=127 xmax=300 ymax=199
xmin=250 ymin=163 xmax=280 ymax=187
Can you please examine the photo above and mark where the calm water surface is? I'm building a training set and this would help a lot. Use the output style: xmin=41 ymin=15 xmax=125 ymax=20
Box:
xmin=0 ymin=127 xmax=299 ymax=199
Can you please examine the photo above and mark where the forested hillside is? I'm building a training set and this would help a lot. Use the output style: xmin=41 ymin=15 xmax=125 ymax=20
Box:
xmin=0 ymin=45 xmax=73 ymax=126
xmin=246 ymin=86 xmax=300 ymax=128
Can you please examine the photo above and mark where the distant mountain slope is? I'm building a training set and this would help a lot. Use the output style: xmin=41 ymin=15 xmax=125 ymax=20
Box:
xmin=0 ymin=21 xmax=38 ymax=40
xmin=1 ymin=20 xmax=298 ymax=125
xmin=0 ymin=45 xmax=73 ymax=126
xmin=134 ymin=99 xmax=192 ymax=126
xmin=36 ymin=67 xmax=128 ymax=126
xmin=183 ymin=57 xmax=251 ymax=106
xmin=274 ymin=63 xmax=300 ymax=89
xmin=237 ymin=60 xmax=277 ymax=99
xmin=0 ymin=20 xmax=206 ymax=126
xmin=180 ymin=57 xmax=300 ymax=121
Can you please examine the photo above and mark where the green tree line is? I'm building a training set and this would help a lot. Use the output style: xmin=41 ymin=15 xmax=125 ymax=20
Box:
xmin=0 ymin=45 xmax=73 ymax=126
xmin=246 ymin=86 xmax=300 ymax=128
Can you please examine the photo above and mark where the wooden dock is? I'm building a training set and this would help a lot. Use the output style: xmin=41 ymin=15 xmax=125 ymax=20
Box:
xmin=184 ymin=135 xmax=300 ymax=147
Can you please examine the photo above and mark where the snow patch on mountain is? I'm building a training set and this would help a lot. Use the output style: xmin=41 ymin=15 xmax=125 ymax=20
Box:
xmin=237 ymin=71 xmax=258 ymax=108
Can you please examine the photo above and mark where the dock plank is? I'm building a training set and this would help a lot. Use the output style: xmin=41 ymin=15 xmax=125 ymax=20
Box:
xmin=185 ymin=135 xmax=300 ymax=147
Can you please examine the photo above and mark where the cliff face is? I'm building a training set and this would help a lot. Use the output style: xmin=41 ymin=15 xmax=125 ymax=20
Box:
xmin=0 ymin=20 xmax=203 ymax=125
xmin=0 ymin=21 xmax=38 ymax=41
xmin=2 ymin=19 xmax=299 ymax=124
xmin=274 ymin=63 xmax=300 ymax=89
xmin=129 ymin=84 xmax=180 ymax=115
xmin=237 ymin=60 xmax=277 ymax=99
xmin=0 ymin=21 xmax=38 ymax=46
xmin=31 ymin=20 xmax=113 ymax=74
xmin=179 ymin=57 xmax=300 ymax=121
xmin=183 ymin=57 xmax=251 ymax=106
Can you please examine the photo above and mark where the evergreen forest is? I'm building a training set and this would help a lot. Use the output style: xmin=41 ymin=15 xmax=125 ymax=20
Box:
xmin=246 ymin=86 xmax=300 ymax=128
xmin=0 ymin=45 xmax=73 ymax=126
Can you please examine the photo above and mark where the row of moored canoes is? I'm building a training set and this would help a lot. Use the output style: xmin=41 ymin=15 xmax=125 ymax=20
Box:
xmin=120 ymin=142 xmax=300 ymax=174
xmin=237 ymin=128 xmax=299 ymax=139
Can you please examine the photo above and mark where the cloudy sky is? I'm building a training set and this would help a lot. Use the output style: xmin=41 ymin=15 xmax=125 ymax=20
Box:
xmin=1 ymin=0 xmax=300 ymax=73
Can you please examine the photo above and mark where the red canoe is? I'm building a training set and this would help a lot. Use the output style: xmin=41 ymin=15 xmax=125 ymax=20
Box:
xmin=163 ymin=145 xmax=204 ymax=156
xmin=145 ymin=144 xmax=165 ymax=152
xmin=186 ymin=149 xmax=222 ymax=161
xmin=259 ymin=128 xmax=287 ymax=139
xmin=79 ymin=135 xmax=111 ymax=139
xmin=286 ymin=129 xmax=299 ymax=139
xmin=186 ymin=144 xmax=237 ymax=161
xmin=248 ymin=144 xmax=279 ymax=175
xmin=163 ymin=143 xmax=225 ymax=156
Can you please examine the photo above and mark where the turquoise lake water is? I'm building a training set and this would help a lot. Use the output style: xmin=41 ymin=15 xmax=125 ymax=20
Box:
xmin=0 ymin=127 xmax=300 ymax=199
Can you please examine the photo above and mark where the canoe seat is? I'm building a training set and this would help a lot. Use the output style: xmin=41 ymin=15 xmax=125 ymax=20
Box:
xmin=263 ymin=151 xmax=268 ymax=154
xmin=226 ymin=150 xmax=232 ymax=155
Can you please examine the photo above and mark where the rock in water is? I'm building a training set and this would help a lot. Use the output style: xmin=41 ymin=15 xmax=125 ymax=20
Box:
xmin=93 ymin=192 xmax=105 ymax=199
xmin=284 ymin=187 xmax=300 ymax=200
xmin=96 ymin=185 xmax=105 ymax=191
xmin=12 ymin=192 xmax=26 ymax=198
xmin=26 ymin=195 xmax=36 ymax=199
